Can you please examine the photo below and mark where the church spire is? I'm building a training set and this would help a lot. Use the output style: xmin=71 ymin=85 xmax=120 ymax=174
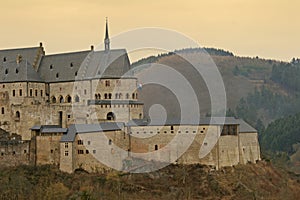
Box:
xmin=104 ymin=17 xmax=110 ymax=51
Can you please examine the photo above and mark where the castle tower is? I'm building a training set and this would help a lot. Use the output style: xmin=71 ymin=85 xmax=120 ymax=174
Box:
xmin=104 ymin=18 xmax=110 ymax=51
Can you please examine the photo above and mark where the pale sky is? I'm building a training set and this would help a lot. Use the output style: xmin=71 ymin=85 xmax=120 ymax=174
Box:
xmin=1 ymin=0 xmax=299 ymax=61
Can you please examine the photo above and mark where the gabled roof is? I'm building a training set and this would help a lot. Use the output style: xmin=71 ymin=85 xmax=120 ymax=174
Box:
xmin=237 ymin=119 xmax=257 ymax=133
xmin=0 ymin=46 xmax=42 ymax=65
xmin=0 ymin=60 xmax=42 ymax=83
xmin=38 ymin=50 xmax=91 ymax=82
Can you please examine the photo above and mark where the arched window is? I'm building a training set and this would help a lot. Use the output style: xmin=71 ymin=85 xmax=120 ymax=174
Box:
xmin=66 ymin=95 xmax=72 ymax=103
xmin=16 ymin=111 xmax=20 ymax=119
xmin=106 ymin=112 xmax=115 ymax=121
xmin=51 ymin=96 xmax=56 ymax=103
xmin=126 ymin=93 xmax=129 ymax=99
xmin=119 ymin=93 xmax=122 ymax=99
xmin=59 ymin=96 xmax=64 ymax=103
xmin=74 ymin=95 xmax=80 ymax=103
xmin=98 ymin=94 xmax=101 ymax=99
xmin=104 ymin=93 xmax=108 ymax=99
xmin=108 ymin=93 xmax=112 ymax=99
xmin=95 ymin=94 xmax=98 ymax=100
xmin=132 ymin=93 xmax=135 ymax=99
xmin=139 ymin=113 xmax=142 ymax=119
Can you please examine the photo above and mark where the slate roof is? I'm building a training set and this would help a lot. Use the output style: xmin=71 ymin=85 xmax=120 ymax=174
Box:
xmin=0 ymin=47 xmax=42 ymax=65
xmin=60 ymin=122 xmax=125 ymax=142
xmin=30 ymin=125 xmax=68 ymax=133
xmin=237 ymin=119 xmax=257 ymax=133
xmin=0 ymin=60 xmax=42 ymax=83
xmin=88 ymin=100 xmax=144 ymax=105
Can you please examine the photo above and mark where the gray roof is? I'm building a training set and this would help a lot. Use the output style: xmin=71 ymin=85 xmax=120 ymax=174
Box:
xmin=30 ymin=125 xmax=67 ymax=133
xmin=127 ymin=117 xmax=239 ymax=126
xmin=60 ymin=122 xmax=125 ymax=142
xmin=237 ymin=119 xmax=257 ymax=133
xmin=38 ymin=49 xmax=132 ymax=83
xmin=0 ymin=46 xmax=42 ymax=65
xmin=38 ymin=50 xmax=90 ymax=82
xmin=88 ymin=100 xmax=144 ymax=105
xmin=0 ymin=60 xmax=42 ymax=83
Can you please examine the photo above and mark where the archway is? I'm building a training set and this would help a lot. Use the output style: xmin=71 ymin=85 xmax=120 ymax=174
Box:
xmin=106 ymin=112 xmax=115 ymax=121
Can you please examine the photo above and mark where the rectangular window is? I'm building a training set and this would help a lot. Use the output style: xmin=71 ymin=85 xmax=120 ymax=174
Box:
xmin=12 ymin=90 xmax=15 ymax=96
xmin=30 ymin=89 xmax=33 ymax=96
xmin=19 ymin=89 xmax=22 ymax=96
xmin=84 ymin=89 xmax=87 ymax=95
xmin=87 ymin=141 xmax=91 ymax=145
xmin=78 ymin=140 xmax=83 ymax=145
xmin=40 ymin=90 xmax=43 ymax=97
xmin=35 ymin=90 xmax=38 ymax=96
xmin=105 ymin=80 xmax=110 ymax=87
xmin=65 ymin=143 xmax=68 ymax=148
xmin=78 ymin=150 xmax=84 ymax=154
xmin=1 ymin=107 xmax=4 ymax=114
xmin=64 ymin=151 xmax=69 ymax=156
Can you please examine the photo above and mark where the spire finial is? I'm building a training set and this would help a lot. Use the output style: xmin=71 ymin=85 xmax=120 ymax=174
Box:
xmin=104 ymin=17 xmax=110 ymax=51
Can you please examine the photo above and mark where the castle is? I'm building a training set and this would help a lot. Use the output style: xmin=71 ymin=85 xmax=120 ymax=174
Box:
xmin=0 ymin=21 xmax=261 ymax=173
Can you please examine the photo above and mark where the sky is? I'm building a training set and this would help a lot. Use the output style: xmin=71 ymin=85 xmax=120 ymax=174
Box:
xmin=1 ymin=0 xmax=299 ymax=62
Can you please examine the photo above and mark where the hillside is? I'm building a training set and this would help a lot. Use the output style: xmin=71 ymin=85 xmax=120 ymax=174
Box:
xmin=0 ymin=162 xmax=299 ymax=199
xmin=133 ymin=48 xmax=287 ymax=123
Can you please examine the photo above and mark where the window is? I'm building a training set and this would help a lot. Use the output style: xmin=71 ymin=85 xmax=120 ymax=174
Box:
xmin=108 ymin=139 xmax=112 ymax=145
xmin=87 ymin=141 xmax=91 ymax=145
xmin=108 ymin=93 xmax=112 ymax=99
xmin=115 ymin=93 xmax=118 ymax=99
xmin=93 ymin=150 xmax=96 ymax=154
xmin=126 ymin=93 xmax=129 ymax=99
xmin=65 ymin=151 xmax=69 ymax=156
xmin=67 ymin=114 xmax=71 ymax=119
xmin=59 ymin=96 xmax=64 ymax=103
xmin=171 ymin=126 xmax=174 ymax=130
xmin=78 ymin=150 xmax=84 ymax=154
xmin=75 ymin=71 xmax=78 ymax=76
xmin=16 ymin=111 xmax=20 ymax=119
xmin=19 ymin=89 xmax=22 ymax=96
xmin=65 ymin=143 xmax=68 ymax=148
xmin=24 ymin=150 xmax=27 ymax=154
xmin=155 ymin=145 xmax=158 ymax=151
xmin=3 ymin=57 xmax=6 ymax=62
xmin=51 ymin=96 xmax=56 ymax=103
xmin=16 ymin=69 xmax=19 ymax=74
xmin=75 ymin=95 xmax=80 ymax=102
xmin=84 ymin=89 xmax=87 ymax=95
xmin=50 ymin=64 xmax=53 ymax=69
xmin=105 ymin=80 xmax=110 ymax=87
xmin=1 ymin=107 xmax=4 ymax=114
xmin=86 ymin=150 xmax=89 ymax=154
xmin=40 ymin=90 xmax=43 ymax=97
xmin=70 ymin=62 xmax=73 ymax=67
xmin=30 ymin=89 xmax=33 ymax=96
xmin=12 ymin=90 xmax=15 ymax=97
xmin=35 ymin=90 xmax=38 ymax=96
xmin=50 ymin=149 xmax=54 ymax=154
xmin=132 ymin=93 xmax=135 ymax=99
xmin=5 ymin=69 xmax=8 ymax=75
xmin=66 ymin=95 xmax=72 ymax=103
xmin=56 ymin=73 xmax=59 ymax=78
xmin=78 ymin=140 xmax=83 ymax=145
xmin=106 ymin=112 xmax=115 ymax=121
xmin=104 ymin=93 xmax=108 ymax=99
xmin=139 ymin=113 xmax=142 ymax=119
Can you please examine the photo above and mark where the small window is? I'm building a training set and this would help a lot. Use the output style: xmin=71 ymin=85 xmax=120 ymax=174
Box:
xmin=87 ymin=141 xmax=91 ymax=145
xmin=19 ymin=89 xmax=22 ymax=96
xmin=75 ymin=71 xmax=78 ymax=76
xmin=65 ymin=143 xmax=69 ymax=148
xmin=16 ymin=69 xmax=19 ymax=74
xmin=86 ymin=150 xmax=89 ymax=154
xmin=1 ymin=107 xmax=4 ymax=114
xmin=30 ymin=89 xmax=33 ymax=96
xmin=204 ymin=142 xmax=208 ymax=146
xmin=75 ymin=95 xmax=80 ymax=103
xmin=16 ymin=111 xmax=20 ymax=119
xmin=50 ymin=149 xmax=54 ymax=154
xmin=40 ymin=90 xmax=43 ymax=97
xmin=35 ymin=90 xmax=38 ymax=96
xmin=56 ymin=73 xmax=59 ymax=78
xmin=5 ymin=69 xmax=8 ymax=75
xmin=67 ymin=114 xmax=71 ymax=119
xmin=84 ymin=89 xmax=87 ymax=95
xmin=3 ymin=57 xmax=6 ymax=62
xmin=78 ymin=150 xmax=84 ymax=154
xmin=155 ymin=145 xmax=158 ymax=151
xmin=171 ymin=126 xmax=174 ymax=130
xmin=65 ymin=151 xmax=69 ymax=156
xmin=78 ymin=140 xmax=83 ymax=145
xmin=50 ymin=64 xmax=53 ymax=69
xmin=126 ymin=93 xmax=129 ymax=99
xmin=70 ymin=62 xmax=73 ymax=67
xmin=108 ymin=139 xmax=112 ymax=145
xmin=105 ymin=80 xmax=110 ymax=87
xmin=12 ymin=90 xmax=15 ymax=96
xmin=24 ymin=150 xmax=27 ymax=154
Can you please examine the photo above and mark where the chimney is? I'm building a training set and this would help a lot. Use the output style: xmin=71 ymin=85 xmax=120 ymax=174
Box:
xmin=16 ymin=54 xmax=22 ymax=64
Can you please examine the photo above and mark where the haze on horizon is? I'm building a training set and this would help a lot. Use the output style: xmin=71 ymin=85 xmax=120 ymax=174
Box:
xmin=1 ymin=0 xmax=299 ymax=62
